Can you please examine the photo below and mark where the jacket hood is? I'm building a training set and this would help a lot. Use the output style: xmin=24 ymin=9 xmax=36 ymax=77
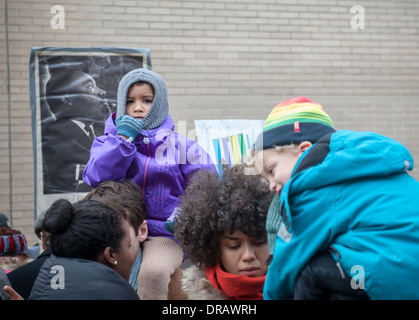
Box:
xmin=116 ymin=68 xmax=169 ymax=130
xmin=290 ymin=130 xmax=414 ymax=193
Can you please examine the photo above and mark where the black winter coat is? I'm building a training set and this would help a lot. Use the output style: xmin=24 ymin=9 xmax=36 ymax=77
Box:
xmin=29 ymin=255 xmax=139 ymax=300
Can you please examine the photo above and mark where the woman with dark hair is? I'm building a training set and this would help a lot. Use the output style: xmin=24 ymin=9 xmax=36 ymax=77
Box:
xmin=28 ymin=199 xmax=139 ymax=300
xmin=175 ymin=165 xmax=274 ymax=300
xmin=84 ymin=180 xmax=148 ymax=292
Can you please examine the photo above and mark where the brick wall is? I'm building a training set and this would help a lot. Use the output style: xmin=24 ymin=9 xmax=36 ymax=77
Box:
xmin=1 ymin=0 xmax=419 ymax=244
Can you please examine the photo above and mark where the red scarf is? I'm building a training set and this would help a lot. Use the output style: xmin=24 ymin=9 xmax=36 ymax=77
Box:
xmin=205 ymin=264 xmax=266 ymax=300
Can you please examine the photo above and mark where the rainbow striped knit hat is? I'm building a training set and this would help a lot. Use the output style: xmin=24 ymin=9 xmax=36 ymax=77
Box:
xmin=255 ymin=96 xmax=335 ymax=150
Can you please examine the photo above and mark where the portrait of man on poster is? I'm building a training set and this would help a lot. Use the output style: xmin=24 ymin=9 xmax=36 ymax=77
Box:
xmin=30 ymin=48 xmax=150 ymax=197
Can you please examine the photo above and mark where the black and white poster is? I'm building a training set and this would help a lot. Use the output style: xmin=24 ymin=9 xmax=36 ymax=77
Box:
xmin=29 ymin=47 xmax=151 ymax=217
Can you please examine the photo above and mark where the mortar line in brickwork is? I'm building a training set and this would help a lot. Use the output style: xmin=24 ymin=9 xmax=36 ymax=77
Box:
xmin=4 ymin=0 xmax=13 ymax=224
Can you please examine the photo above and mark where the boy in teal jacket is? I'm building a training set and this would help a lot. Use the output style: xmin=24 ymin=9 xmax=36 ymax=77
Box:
xmin=254 ymin=96 xmax=419 ymax=300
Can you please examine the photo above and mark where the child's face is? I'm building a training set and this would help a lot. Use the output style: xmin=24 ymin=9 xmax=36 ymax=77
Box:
xmin=126 ymin=83 xmax=154 ymax=120
xmin=259 ymin=142 xmax=311 ymax=196
xmin=219 ymin=230 xmax=269 ymax=278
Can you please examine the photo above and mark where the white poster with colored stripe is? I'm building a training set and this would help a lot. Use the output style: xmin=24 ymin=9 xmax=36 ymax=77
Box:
xmin=194 ymin=119 xmax=264 ymax=175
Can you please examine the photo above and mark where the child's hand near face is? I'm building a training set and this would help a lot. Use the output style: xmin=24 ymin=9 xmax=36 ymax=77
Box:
xmin=115 ymin=115 xmax=144 ymax=142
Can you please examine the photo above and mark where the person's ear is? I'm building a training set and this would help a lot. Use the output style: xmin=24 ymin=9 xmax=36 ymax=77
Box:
xmin=298 ymin=141 xmax=312 ymax=153
xmin=138 ymin=220 xmax=148 ymax=243
xmin=103 ymin=246 xmax=118 ymax=266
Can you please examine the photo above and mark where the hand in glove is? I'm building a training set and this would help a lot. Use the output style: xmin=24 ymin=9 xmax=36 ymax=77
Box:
xmin=115 ymin=115 xmax=144 ymax=142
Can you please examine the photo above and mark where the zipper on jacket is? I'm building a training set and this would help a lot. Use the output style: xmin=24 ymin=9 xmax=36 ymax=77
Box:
xmin=329 ymin=246 xmax=346 ymax=279
xmin=142 ymin=136 xmax=151 ymax=198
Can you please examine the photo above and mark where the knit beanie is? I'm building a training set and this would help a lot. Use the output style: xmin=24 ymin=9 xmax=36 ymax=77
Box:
xmin=0 ymin=234 xmax=28 ymax=255
xmin=116 ymin=68 xmax=169 ymax=130
xmin=255 ymin=96 xmax=335 ymax=151
xmin=0 ymin=214 xmax=10 ymax=228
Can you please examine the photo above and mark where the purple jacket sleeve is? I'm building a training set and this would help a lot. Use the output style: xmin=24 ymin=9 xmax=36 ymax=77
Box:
xmin=148 ymin=220 xmax=173 ymax=238
xmin=83 ymin=133 xmax=137 ymax=188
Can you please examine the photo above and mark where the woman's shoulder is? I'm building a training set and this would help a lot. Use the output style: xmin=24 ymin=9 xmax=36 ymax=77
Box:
xmin=30 ymin=256 xmax=138 ymax=300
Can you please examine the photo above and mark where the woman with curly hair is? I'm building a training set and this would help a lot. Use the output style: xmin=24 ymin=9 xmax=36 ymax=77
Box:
xmin=174 ymin=165 xmax=274 ymax=300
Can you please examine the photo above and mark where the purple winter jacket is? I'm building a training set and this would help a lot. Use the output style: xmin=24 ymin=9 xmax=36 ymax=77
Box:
xmin=83 ymin=113 xmax=217 ymax=240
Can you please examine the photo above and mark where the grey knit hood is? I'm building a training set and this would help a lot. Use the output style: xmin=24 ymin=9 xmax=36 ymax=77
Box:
xmin=116 ymin=68 xmax=169 ymax=130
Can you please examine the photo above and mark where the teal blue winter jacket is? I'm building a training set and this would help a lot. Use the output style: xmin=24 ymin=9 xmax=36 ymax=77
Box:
xmin=263 ymin=130 xmax=419 ymax=300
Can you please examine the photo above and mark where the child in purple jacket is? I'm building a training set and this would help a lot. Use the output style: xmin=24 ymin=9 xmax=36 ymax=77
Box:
xmin=83 ymin=68 xmax=216 ymax=299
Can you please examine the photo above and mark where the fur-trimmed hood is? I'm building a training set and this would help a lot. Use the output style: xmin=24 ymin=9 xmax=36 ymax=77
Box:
xmin=180 ymin=265 xmax=226 ymax=300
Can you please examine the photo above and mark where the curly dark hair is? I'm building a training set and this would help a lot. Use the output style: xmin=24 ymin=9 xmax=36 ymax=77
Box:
xmin=174 ymin=165 xmax=274 ymax=268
